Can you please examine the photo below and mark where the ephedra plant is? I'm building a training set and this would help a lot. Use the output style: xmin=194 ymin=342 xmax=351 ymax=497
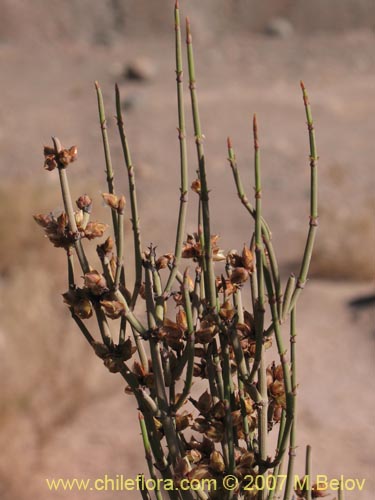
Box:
xmin=34 ymin=2 xmax=321 ymax=499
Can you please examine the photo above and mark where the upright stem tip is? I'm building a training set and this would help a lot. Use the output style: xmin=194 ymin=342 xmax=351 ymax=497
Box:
xmin=186 ymin=17 xmax=192 ymax=44
xmin=253 ymin=114 xmax=259 ymax=150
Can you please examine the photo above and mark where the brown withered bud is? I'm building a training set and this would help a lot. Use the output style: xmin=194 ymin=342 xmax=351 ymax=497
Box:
xmin=84 ymin=271 xmax=108 ymax=295
xmin=219 ymin=300 xmax=235 ymax=321
xmin=227 ymin=249 xmax=243 ymax=268
xmin=196 ymin=390 xmax=213 ymax=414
xmin=104 ymin=357 xmax=123 ymax=373
xmin=101 ymin=300 xmax=125 ymax=319
xmin=84 ymin=221 xmax=108 ymax=240
xmin=274 ymin=364 xmax=284 ymax=381
xmin=186 ymin=449 xmax=202 ymax=464
xmin=162 ymin=317 xmax=182 ymax=338
xmin=192 ymin=417 xmax=209 ymax=434
xmin=92 ymin=341 xmax=110 ymax=359
xmin=206 ymin=421 xmax=225 ymax=442
xmin=230 ymin=267 xmax=249 ymax=285
xmin=188 ymin=465 xmax=213 ymax=482
xmin=212 ymin=401 xmax=226 ymax=420
xmin=33 ymin=213 xmax=53 ymax=228
xmin=76 ymin=194 xmax=92 ymax=212
xmin=116 ymin=338 xmax=135 ymax=361
xmin=239 ymin=451 xmax=255 ymax=469
xmin=44 ymin=155 xmax=58 ymax=171
xmin=216 ymin=276 xmax=235 ymax=296
xmin=102 ymin=193 xmax=119 ymax=210
xmin=43 ymin=144 xmax=77 ymax=170
xmin=156 ymin=253 xmax=174 ymax=270
xmin=213 ymin=249 xmax=226 ymax=262
xmin=62 ymin=289 xmax=78 ymax=307
xmin=110 ymin=255 xmax=117 ymax=277
xmin=62 ymin=289 xmax=93 ymax=319
xmin=270 ymin=380 xmax=285 ymax=398
xmin=244 ymin=396 xmax=255 ymax=415
xmin=74 ymin=299 xmax=93 ymax=319
xmin=176 ymin=309 xmax=188 ymax=333
xmin=117 ymin=195 xmax=126 ymax=214
xmin=209 ymin=451 xmax=225 ymax=473
xmin=242 ymin=245 xmax=254 ymax=272
xmin=191 ymin=179 xmax=201 ymax=194
xmin=173 ymin=458 xmax=191 ymax=486
xmin=231 ymin=410 xmax=243 ymax=427
xmin=97 ymin=236 xmax=114 ymax=258
xmin=195 ymin=321 xmax=217 ymax=344
xmin=273 ymin=404 xmax=283 ymax=423
xmin=175 ymin=412 xmax=193 ymax=432
xmin=189 ymin=435 xmax=215 ymax=456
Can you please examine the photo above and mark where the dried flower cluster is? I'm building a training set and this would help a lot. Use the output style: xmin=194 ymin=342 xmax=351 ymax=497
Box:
xmin=34 ymin=3 xmax=322 ymax=499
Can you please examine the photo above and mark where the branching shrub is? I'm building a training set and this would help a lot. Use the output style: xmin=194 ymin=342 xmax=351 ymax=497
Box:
xmin=34 ymin=3 xmax=320 ymax=499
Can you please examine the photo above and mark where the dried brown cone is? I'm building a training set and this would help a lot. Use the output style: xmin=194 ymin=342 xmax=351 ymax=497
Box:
xmin=43 ymin=144 xmax=77 ymax=171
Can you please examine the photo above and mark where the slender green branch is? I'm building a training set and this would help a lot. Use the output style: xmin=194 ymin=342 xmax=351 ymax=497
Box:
xmin=305 ymin=444 xmax=312 ymax=500
xmin=94 ymin=82 xmax=120 ymax=247
xmin=139 ymin=412 xmax=163 ymax=500
xmin=288 ymin=82 xmax=318 ymax=313
xmin=165 ymin=2 xmax=189 ymax=294
xmin=174 ymin=270 xmax=195 ymax=411
xmin=268 ymin=410 xmax=286 ymax=500
xmin=53 ymin=137 xmax=89 ymax=274
xmin=283 ymin=308 xmax=297 ymax=500
xmin=114 ymin=199 xmax=125 ymax=289
xmin=115 ymin=84 xmax=143 ymax=308
xmin=252 ymin=116 xmax=268 ymax=499
xmin=281 ymin=274 xmax=296 ymax=322
xmin=186 ymin=18 xmax=217 ymax=310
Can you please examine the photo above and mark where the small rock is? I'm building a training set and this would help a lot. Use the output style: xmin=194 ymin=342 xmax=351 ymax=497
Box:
xmin=264 ymin=18 xmax=294 ymax=38
xmin=124 ymin=58 xmax=156 ymax=82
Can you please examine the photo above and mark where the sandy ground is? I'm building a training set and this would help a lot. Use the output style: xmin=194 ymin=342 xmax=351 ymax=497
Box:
xmin=0 ymin=4 xmax=374 ymax=499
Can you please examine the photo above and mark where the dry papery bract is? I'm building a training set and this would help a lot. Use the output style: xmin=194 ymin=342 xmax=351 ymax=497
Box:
xmin=33 ymin=3 xmax=323 ymax=500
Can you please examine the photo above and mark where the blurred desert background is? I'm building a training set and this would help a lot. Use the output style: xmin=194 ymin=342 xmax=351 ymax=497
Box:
xmin=0 ymin=0 xmax=374 ymax=499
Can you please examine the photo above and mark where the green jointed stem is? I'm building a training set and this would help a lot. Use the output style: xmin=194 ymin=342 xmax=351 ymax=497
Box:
xmin=114 ymin=205 xmax=124 ymax=290
xmin=138 ymin=412 xmax=163 ymax=500
xmin=94 ymin=82 xmax=120 ymax=247
xmin=282 ymin=274 xmax=296 ymax=322
xmin=67 ymin=248 xmax=75 ymax=288
xmin=227 ymin=138 xmax=271 ymax=240
xmin=252 ymin=116 xmax=268 ymax=498
xmin=305 ymin=444 xmax=312 ymax=500
xmin=53 ymin=138 xmax=114 ymax=347
xmin=149 ymin=248 xmax=164 ymax=324
xmin=115 ymin=84 xmax=143 ymax=308
xmin=227 ymin=137 xmax=281 ymax=306
xmin=186 ymin=18 xmax=217 ymax=310
xmin=289 ymin=82 xmax=318 ymax=313
xmin=149 ymin=338 xmax=181 ymax=468
xmin=165 ymin=2 xmax=189 ymax=294
xmin=174 ymin=270 xmax=195 ymax=411
xmin=283 ymin=307 xmax=297 ymax=500
xmin=268 ymin=410 xmax=286 ymax=500
xmin=53 ymin=138 xmax=90 ymax=274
